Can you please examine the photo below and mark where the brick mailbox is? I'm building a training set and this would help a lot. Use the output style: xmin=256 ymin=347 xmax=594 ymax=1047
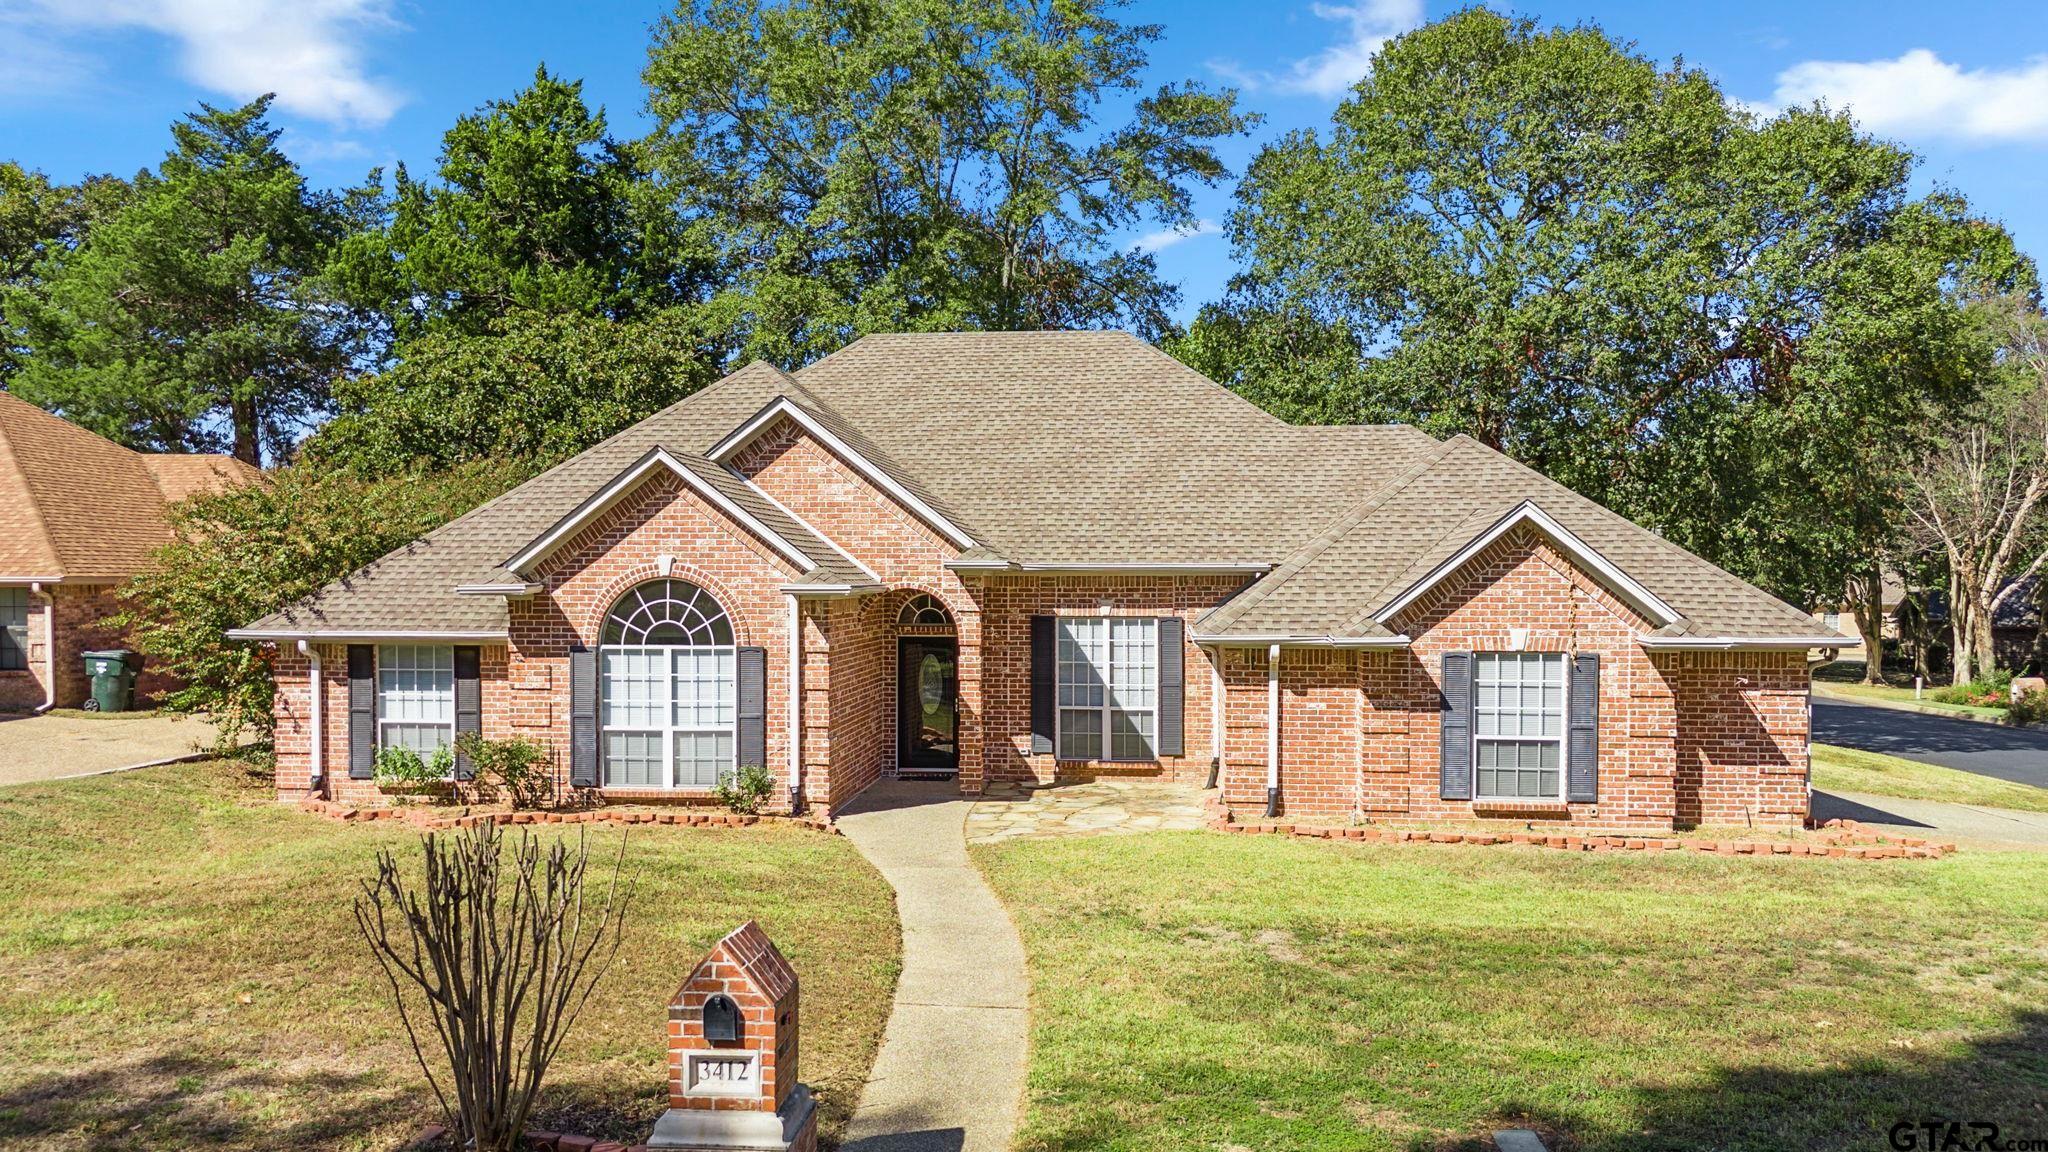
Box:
xmin=649 ymin=920 xmax=817 ymax=1152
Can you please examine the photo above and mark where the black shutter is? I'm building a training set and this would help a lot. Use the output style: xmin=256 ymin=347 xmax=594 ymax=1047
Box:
xmin=569 ymin=645 xmax=598 ymax=788
xmin=1029 ymin=615 xmax=1055 ymax=756
xmin=1439 ymin=651 xmax=1472 ymax=801
xmin=737 ymin=646 xmax=767 ymax=770
xmin=1155 ymin=617 xmax=1184 ymax=757
xmin=1567 ymin=653 xmax=1600 ymax=803
xmin=452 ymin=646 xmax=481 ymax=780
xmin=347 ymin=645 xmax=375 ymax=779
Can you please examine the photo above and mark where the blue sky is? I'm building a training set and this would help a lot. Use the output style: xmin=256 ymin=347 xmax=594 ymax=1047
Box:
xmin=2 ymin=0 xmax=2044 ymax=324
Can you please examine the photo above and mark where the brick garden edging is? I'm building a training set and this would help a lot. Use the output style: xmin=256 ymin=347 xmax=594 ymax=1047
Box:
xmin=299 ymin=797 xmax=838 ymax=835
xmin=1202 ymin=797 xmax=1954 ymax=859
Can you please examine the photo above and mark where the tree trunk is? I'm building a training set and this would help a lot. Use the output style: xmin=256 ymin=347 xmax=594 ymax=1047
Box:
xmin=1972 ymin=607 xmax=2000 ymax=682
xmin=230 ymin=396 xmax=260 ymax=467
xmin=2032 ymin=577 xmax=2048 ymax=675
xmin=1849 ymin=567 xmax=1885 ymax=684
xmin=1950 ymin=575 xmax=1976 ymax=686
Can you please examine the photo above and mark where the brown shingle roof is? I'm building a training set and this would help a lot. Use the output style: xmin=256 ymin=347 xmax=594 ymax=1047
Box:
xmin=0 ymin=392 xmax=258 ymax=581
xmin=241 ymin=332 xmax=1836 ymax=643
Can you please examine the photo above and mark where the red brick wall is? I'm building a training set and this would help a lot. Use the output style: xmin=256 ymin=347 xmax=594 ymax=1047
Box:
xmin=1214 ymin=529 xmax=1808 ymax=830
xmin=0 ymin=583 xmax=182 ymax=712
xmin=970 ymin=572 xmax=1243 ymax=787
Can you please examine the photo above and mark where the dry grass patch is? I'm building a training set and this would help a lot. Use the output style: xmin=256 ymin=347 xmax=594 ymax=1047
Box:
xmin=0 ymin=760 xmax=899 ymax=1150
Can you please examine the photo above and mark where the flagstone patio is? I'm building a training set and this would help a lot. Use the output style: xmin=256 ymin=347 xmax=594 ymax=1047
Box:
xmin=963 ymin=778 xmax=1209 ymax=843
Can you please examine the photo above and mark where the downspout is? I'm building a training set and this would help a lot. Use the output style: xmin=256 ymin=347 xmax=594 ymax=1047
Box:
xmin=297 ymin=640 xmax=324 ymax=798
xmin=30 ymin=582 xmax=54 ymax=714
xmin=1205 ymin=645 xmax=1223 ymax=789
xmin=1265 ymin=643 xmax=1281 ymax=818
xmin=786 ymin=593 xmax=804 ymax=815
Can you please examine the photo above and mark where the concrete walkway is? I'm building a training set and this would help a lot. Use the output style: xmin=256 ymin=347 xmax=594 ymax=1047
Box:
xmin=0 ymin=711 xmax=217 ymax=786
xmin=1813 ymin=788 xmax=2048 ymax=848
xmin=836 ymin=781 xmax=1028 ymax=1152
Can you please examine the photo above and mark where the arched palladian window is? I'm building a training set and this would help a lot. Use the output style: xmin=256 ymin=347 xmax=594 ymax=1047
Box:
xmin=600 ymin=580 xmax=735 ymax=789
xmin=897 ymin=593 xmax=953 ymax=628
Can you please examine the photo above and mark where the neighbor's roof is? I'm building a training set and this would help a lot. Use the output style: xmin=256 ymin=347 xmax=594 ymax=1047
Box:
xmin=239 ymin=332 xmax=1843 ymax=644
xmin=0 ymin=391 xmax=260 ymax=582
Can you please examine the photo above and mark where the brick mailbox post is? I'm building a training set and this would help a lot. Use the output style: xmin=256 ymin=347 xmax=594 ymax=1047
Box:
xmin=649 ymin=920 xmax=817 ymax=1152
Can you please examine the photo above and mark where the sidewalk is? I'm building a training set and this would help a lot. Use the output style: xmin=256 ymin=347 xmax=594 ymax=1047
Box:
xmin=835 ymin=781 xmax=1029 ymax=1152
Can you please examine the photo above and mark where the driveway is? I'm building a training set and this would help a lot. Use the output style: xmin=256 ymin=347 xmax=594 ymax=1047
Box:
xmin=0 ymin=712 xmax=217 ymax=786
xmin=1813 ymin=789 xmax=2048 ymax=848
xmin=1812 ymin=698 xmax=2048 ymax=789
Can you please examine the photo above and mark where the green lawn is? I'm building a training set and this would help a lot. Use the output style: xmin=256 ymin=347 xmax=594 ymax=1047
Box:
xmin=1812 ymin=742 xmax=2048 ymax=814
xmin=1813 ymin=662 xmax=2009 ymax=720
xmin=0 ymin=760 xmax=900 ymax=1151
xmin=975 ymin=832 xmax=2048 ymax=1152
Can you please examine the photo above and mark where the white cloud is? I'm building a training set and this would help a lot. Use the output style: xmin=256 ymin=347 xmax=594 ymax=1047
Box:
xmin=1134 ymin=219 xmax=1219 ymax=254
xmin=1768 ymin=49 xmax=2048 ymax=145
xmin=0 ymin=0 xmax=405 ymax=127
xmin=1210 ymin=0 xmax=1423 ymax=99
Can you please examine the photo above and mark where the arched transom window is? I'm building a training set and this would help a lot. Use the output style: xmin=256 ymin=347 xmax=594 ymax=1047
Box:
xmin=600 ymin=580 xmax=735 ymax=789
xmin=897 ymin=593 xmax=953 ymax=628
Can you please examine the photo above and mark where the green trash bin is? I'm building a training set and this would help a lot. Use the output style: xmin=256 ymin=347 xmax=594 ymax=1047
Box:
xmin=82 ymin=649 xmax=141 ymax=713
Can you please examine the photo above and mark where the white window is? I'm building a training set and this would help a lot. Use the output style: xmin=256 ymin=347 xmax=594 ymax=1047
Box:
xmin=600 ymin=580 xmax=737 ymax=789
xmin=0 ymin=589 xmax=27 ymax=673
xmin=1056 ymin=617 xmax=1157 ymax=761
xmin=378 ymin=644 xmax=455 ymax=752
xmin=1473 ymin=652 xmax=1566 ymax=800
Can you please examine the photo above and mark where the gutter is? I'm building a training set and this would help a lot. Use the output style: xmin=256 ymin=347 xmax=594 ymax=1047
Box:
xmin=945 ymin=560 xmax=1274 ymax=576
xmin=1194 ymin=632 xmax=1412 ymax=649
xmin=787 ymin=593 xmax=803 ymax=814
xmin=1637 ymin=635 xmax=1851 ymax=651
xmin=454 ymin=583 xmax=543 ymax=597
xmin=227 ymin=629 xmax=508 ymax=643
xmin=297 ymin=640 xmax=325 ymax=798
xmin=778 ymin=582 xmax=883 ymax=597
xmin=1266 ymin=642 xmax=1280 ymax=818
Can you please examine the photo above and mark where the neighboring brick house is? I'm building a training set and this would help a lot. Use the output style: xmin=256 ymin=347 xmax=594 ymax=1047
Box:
xmin=235 ymin=333 xmax=1848 ymax=829
xmin=0 ymin=392 xmax=259 ymax=712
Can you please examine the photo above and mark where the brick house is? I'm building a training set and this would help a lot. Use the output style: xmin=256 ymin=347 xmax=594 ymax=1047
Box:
xmin=236 ymin=333 xmax=1847 ymax=829
xmin=0 ymin=392 xmax=259 ymax=713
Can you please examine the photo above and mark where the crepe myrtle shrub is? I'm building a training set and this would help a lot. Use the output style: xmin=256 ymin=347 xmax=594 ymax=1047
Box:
xmin=454 ymin=731 xmax=553 ymax=809
xmin=355 ymin=823 xmax=633 ymax=1152
xmin=714 ymin=762 xmax=776 ymax=816
xmin=117 ymin=459 xmax=533 ymax=751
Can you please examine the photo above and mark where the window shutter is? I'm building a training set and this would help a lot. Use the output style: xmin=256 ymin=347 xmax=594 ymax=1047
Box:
xmin=452 ymin=646 xmax=481 ymax=781
xmin=1439 ymin=651 xmax=1473 ymax=801
xmin=1155 ymin=617 xmax=1184 ymax=757
xmin=569 ymin=645 xmax=598 ymax=788
xmin=1029 ymin=616 xmax=1055 ymax=756
xmin=1567 ymin=653 xmax=1600 ymax=803
xmin=737 ymin=645 xmax=767 ymax=770
xmin=347 ymin=645 xmax=375 ymax=779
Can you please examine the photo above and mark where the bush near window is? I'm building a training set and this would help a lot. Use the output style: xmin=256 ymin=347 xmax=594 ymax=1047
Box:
xmin=118 ymin=460 xmax=534 ymax=750
xmin=373 ymin=744 xmax=454 ymax=789
xmin=454 ymin=732 xmax=554 ymax=810
xmin=714 ymin=763 xmax=776 ymax=815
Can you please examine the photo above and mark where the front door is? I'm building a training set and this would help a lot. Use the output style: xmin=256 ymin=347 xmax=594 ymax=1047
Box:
xmin=898 ymin=637 xmax=958 ymax=776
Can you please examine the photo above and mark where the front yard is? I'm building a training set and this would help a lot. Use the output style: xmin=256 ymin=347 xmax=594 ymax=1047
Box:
xmin=0 ymin=760 xmax=900 ymax=1151
xmin=976 ymin=831 xmax=2048 ymax=1152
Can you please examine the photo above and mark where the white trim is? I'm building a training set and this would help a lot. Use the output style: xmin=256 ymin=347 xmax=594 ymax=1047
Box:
xmin=778 ymin=582 xmax=883 ymax=597
xmin=454 ymin=582 xmax=544 ymax=597
xmin=228 ymin=629 xmax=508 ymax=642
xmin=1636 ymin=634 xmax=1850 ymax=651
xmin=940 ymin=558 xmax=1013 ymax=572
xmin=1374 ymin=501 xmax=1681 ymax=628
xmin=709 ymin=398 xmax=978 ymax=550
xmin=504 ymin=449 xmax=819 ymax=577
xmin=0 ymin=576 xmax=64 ymax=585
xmin=1013 ymin=562 xmax=1272 ymax=575
xmin=374 ymin=642 xmax=458 ymax=756
xmin=1266 ymin=643 xmax=1280 ymax=794
xmin=1192 ymin=632 xmax=1412 ymax=649
xmin=736 ymin=468 xmax=881 ymax=582
xmin=32 ymin=582 xmax=55 ymax=712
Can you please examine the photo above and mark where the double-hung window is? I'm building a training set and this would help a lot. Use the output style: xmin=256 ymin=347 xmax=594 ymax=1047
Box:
xmin=0 ymin=589 xmax=27 ymax=672
xmin=1055 ymin=617 xmax=1157 ymax=761
xmin=377 ymin=644 xmax=456 ymax=752
xmin=1472 ymin=652 xmax=1566 ymax=800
